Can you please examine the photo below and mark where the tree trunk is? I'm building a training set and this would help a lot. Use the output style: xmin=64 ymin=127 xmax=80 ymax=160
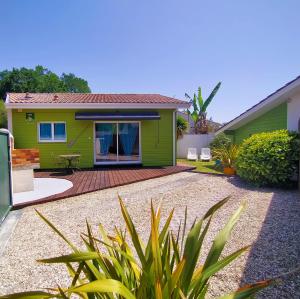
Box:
xmin=199 ymin=113 xmax=208 ymax=134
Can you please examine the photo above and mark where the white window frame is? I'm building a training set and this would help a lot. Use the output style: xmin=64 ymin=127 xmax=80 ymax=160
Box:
xmin=38 ymin=121 xmax=67 ymax=143
xmin=94 ymin=121 xmax=141 ymax=165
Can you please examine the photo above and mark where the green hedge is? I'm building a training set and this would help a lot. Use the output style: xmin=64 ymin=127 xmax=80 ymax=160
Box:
xmin=236 ymin=130 xmax=300 ymax=187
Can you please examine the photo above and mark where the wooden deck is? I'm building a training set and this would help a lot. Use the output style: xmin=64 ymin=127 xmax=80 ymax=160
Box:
xmin=14 ymin=165 xmax=194 ymax=208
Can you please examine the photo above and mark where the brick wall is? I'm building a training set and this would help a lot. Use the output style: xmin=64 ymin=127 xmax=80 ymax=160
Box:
xmin=12 ymin=149 xmax=40 ymax=168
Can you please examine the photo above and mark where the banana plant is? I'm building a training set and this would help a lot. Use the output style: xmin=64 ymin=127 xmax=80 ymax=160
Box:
xmin=0 ymin=196 xmax=275 ymax=299
xmin=186 ymin=82 xmax=221 ymax=134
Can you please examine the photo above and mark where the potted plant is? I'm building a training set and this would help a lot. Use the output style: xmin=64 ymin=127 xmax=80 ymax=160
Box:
xmin=213 ymin=144 xmax=239 ymax=175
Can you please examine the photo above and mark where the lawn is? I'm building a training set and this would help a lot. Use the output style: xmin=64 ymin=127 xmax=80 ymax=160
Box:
xmin=177 ymin=159 xmax=223 ymax=174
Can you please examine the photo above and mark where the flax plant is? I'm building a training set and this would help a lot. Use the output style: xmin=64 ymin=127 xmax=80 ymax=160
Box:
xmin=0 ymin=196 xmax=273 ymax=299
xmin=213 ymin=145 xmax=239 ymax=168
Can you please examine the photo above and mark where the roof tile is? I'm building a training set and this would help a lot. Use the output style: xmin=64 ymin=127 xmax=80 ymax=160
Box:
xmin=7 ymin=93 xmax=188 ymax=105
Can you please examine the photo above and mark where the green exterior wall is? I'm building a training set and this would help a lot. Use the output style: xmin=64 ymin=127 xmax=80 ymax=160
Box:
xmin=141 ymin=110 xmax=174 ymax=166
xmin=227 ymin=103 xmax=287 ymax=144
xmin=11 ymin=109 xmax=174 ymax=168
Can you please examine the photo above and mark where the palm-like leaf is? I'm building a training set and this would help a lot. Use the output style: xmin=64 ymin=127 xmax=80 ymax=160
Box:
xmin=0 ymin=292 xmax=55 ymax=299
xmin=70 ymin=279 xmax=135 ymax=299
xmin=197 ymin=87 xmax=203 ymax=109
xmin=191 ymin=111 xmax=198 ymax=123
xmin=218 ymin=279 xmax=274 ymax=299
xmin=192 ymin=93 xmax=198 ymax=112
xmin=202 ymin=81 xmax=221 ymax=112
xmin=185 ymin=93 xmax=192 ymax=101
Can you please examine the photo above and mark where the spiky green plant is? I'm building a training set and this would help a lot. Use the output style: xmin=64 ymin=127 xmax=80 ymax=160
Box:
xmin=186 ymin=82 xmax=221 ymax=134
xmin=213 ymin=144 xmax=239 ymax=168
xmin=0 ymin=197 xmax=273 ymax=299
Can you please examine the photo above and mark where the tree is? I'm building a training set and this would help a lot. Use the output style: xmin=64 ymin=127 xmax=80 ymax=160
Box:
xmin=186 ymin=82 xmax=221 ymax=134
xmin=61 ymin=73 xmax=91 ymax=93
xmin=0 ymin=65 xmax=91 ymax=99
xmin=0 ymin=100 xmax=7 ymax=128
xmin=176 ymin=115 xmax=188 ymax=138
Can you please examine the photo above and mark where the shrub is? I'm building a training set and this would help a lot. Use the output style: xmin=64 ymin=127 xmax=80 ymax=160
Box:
xmin=210 ymin=133 xmax=232 ymax=151
xmin=176 ymin=115 xmax=188 ymax=138
xmin=1 ymin=197 xmax=273 ymax=299
xmin=236 ymin=130 xmax=300 ymax=187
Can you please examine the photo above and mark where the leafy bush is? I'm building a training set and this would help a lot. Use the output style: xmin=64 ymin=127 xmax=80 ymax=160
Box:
xmin=1 ymin=197 xmax=273 ymax=299
xmin=236 ymin=130 xmax=300 ymax=186
xmin=0 ymin=100 xmax=7 ymax=128
xmin=176 ymin=115 xmax=188 ymax=138
xmin=210 ymin=133 xmax=232 ymax=153
xmin=213 ymin=144 xmax=239 ymax=168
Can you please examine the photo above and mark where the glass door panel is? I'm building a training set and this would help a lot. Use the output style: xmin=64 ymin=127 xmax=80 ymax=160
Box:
xmin=95 ymin=123 xmax=117 ymax=162
xmin=118 ymin=123 xmax=140 ymax=161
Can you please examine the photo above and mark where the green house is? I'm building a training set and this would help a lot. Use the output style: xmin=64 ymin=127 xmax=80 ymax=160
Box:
xmin=5 ymin=93 xmax=189 ymax=169
xmin=216 ymin=75 xmax=300 ymax=143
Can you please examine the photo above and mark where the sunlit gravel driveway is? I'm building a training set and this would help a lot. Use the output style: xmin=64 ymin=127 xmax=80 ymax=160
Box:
xmin=0 ymin=172 xmax=299 ymax=298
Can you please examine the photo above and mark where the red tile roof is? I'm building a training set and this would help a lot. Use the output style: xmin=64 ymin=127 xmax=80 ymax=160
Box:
xmin=7 ymin=93 xmax=188 ymax=105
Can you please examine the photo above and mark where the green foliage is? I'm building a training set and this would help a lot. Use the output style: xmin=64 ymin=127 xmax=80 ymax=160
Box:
xmin=0 ymin=66 xmax=91 ymax=98
xmin=0 ymin=100 xmax=7 ymax=128
xmin=209 ymin=133 xmax=232 ymax=154
xmin=0 ymin=197 xmax=273 ymax=299
xmin=177 ymin=159 xmax=223 ymax=174
xmin=186 ymin=82 xmax=221 ymax=134
xmin=176 ymin=115 xmax=188 ymax=138
xmin=213 ymin=144 xmax=239 ymax=168
xmin=236 ymin=130 xmax=300 ymax=186
xmin=61 ymin=73 xmax=91 ymax=93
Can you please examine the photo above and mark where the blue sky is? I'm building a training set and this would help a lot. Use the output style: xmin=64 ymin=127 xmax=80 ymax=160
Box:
xmin=0 ymin=0 xmax=299 ymax=122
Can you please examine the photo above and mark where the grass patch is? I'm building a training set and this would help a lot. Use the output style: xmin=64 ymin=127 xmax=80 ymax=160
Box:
xmin=177 ymin=159 xmax=223 ymax=175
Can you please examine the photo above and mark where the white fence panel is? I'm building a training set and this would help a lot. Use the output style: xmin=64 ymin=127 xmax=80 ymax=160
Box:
xmin=177 ymin=133 xmax=215 ymax=158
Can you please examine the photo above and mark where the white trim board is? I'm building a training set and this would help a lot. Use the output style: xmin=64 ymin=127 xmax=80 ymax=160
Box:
xmin=6 ymin=109 xmax=12 ymax=133
xmin=173 ymin=110 xmax=176 ymax=166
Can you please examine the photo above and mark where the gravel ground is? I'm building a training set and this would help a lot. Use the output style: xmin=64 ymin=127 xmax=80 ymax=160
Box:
xmin=0 ymin=172 xmax=299 ymax=298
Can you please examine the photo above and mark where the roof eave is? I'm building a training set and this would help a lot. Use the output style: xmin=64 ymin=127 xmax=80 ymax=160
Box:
xmin=5 ymin=102 xmax=190 ymax=110
xmin=216 ymin=76 xmax=300 ymax=134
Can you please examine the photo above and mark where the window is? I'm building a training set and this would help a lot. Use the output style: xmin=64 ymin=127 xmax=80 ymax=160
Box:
xmin=38 ymin=122 xmax=66 ymax=142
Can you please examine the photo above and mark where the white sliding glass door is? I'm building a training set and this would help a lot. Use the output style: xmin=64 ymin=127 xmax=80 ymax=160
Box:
xmin=95 ymin=123 xmax=118 ymax=163
xmin=94 ymin=122 xmax=140 ymax=164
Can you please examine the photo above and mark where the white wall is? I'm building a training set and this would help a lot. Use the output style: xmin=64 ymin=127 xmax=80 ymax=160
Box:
xmin=177 ymin=133 xmax=215 ymax=158
xmin=287 ymin=91 xmax=300 ymax=131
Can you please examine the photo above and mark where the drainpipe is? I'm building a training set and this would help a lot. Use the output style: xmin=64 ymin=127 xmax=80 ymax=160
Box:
xmin=173 ymin=110 xmax=176 ymax=166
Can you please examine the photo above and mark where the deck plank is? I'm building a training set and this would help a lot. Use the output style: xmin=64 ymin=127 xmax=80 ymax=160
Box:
xmin=14 ymin=165 xmax=194 ymax=208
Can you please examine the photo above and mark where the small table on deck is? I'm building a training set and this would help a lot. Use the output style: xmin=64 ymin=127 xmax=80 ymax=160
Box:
xmin=59 ymin=154 xmax=81 ymax=173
